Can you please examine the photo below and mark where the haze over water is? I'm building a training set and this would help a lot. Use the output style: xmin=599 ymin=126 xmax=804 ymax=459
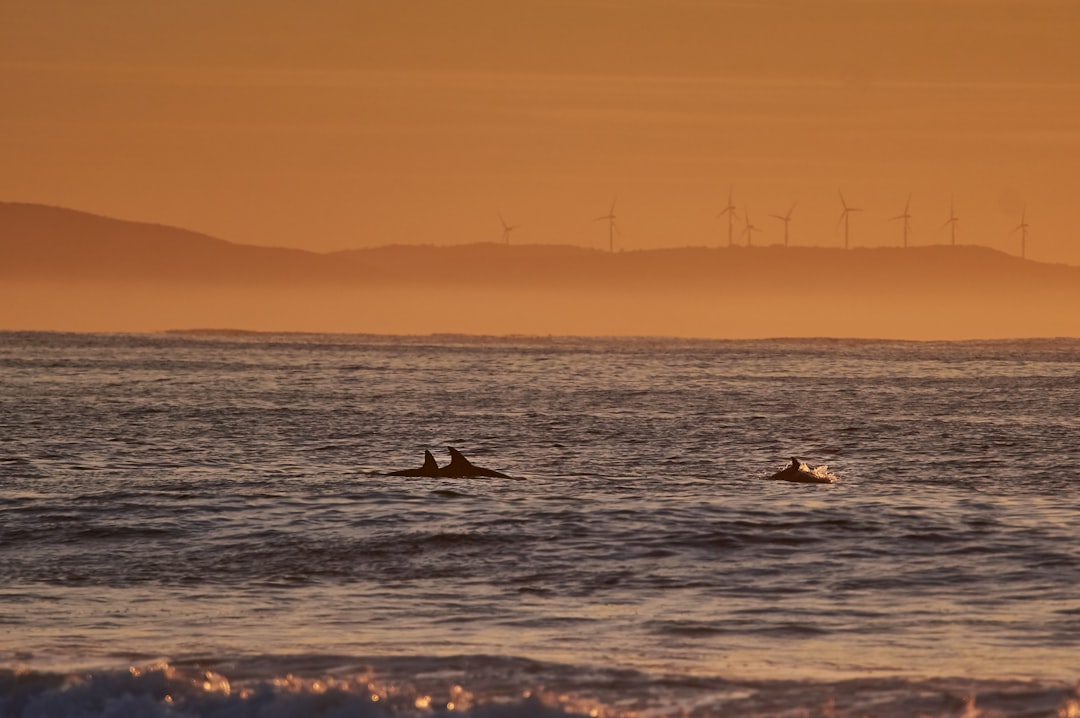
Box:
xmin=2 ymin=331 xmax=1078 ymax=717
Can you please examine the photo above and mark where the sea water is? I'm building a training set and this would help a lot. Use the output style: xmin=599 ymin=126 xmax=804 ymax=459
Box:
xmin=1 ymin=331 xmax=1078 ymax=717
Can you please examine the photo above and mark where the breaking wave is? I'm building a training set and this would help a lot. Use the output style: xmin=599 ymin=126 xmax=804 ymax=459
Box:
xmin=2 ymin=657 xmax=1079 ymax=718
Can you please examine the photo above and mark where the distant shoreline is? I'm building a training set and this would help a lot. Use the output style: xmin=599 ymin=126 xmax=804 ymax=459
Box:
xmin=4 ymin=202 xmax=1079 ymax=339
xmin=3 ymin=328 xmax=1077 ymax=345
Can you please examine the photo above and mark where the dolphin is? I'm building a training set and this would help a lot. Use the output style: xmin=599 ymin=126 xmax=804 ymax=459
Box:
xmin=389 ymin=449 xmax=442 ymax=477
xmin=768 ymin=457 xmax=835 ymax=484
xmin=437 ymin=446 xmax=514 ymax=479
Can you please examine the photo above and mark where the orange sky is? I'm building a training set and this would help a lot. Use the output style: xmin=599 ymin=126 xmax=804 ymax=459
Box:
xmin=3 ymin=1 xmax=1079 ymax=264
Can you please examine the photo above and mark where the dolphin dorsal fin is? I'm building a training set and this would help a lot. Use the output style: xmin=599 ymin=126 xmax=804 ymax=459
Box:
xmin=790 ymin=457 xmax=800 ymax=468
xmin=422 ymin=450 xmax=439 ymax=472
xmin=447 ymin=446 xmax=474 ymax=469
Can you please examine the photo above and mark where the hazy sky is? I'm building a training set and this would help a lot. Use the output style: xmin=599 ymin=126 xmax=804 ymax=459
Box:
xmin=3 ymin=0 xmax=1079 ymax=264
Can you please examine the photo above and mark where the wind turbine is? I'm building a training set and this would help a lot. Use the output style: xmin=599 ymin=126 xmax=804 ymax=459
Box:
xmin=941 ymin=197 xmax=959 ymax=246
xmin=741 ymin=207 xmax=761 ymax=247
xmin=837 ymin=190 xmax=862 ymax=249
xmin=1013 ymin=207 xmax=1030 ymax=259
xmin=891 ymin=194 xmax=912 ymax=248
xmin=769 ymin=202 xmax=797 ymax=247
xmin=498 ymin=213 xmax=518 ymax=246
xmin=593 ymin=198 xmax=618 ymax=253
xmin=716 ymin=186 xmax=738 ymax=247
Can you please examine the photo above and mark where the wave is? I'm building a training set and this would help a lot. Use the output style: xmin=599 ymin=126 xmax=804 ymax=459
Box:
xmin=1 ymin=656 xmax=1077 ymax=718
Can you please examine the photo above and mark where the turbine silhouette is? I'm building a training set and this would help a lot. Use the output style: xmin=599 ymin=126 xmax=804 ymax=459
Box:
xmin=741 ymin=207 xmax=761 ymax=247
xmin=941 ymin=197 xmax=959 ymax=246
xmin=593 ymin=198 xmax=618 ymax=253
xmin=837 ymin=190 xmax=863 ymax=249
xmin=498 ymin=213 xmax=518 ymax=246
xmin=891 ymin=194 xmax=912 ymax=248
xmin=769 ymin=202 xmax=797 ymax=247
xmin=1013 ymin=207 xmax=1030 ymax=259
xmin=716 ymin=185 xmax=738 ymax=247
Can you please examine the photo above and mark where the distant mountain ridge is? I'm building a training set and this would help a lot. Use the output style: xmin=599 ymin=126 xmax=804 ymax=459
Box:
xmin=3 ymin=201 xmax=1078 ymax=293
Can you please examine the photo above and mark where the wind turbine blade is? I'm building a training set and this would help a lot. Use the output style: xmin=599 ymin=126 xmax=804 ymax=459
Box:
xmin=788 ymin=201 xmax=798 ymax=218
xmin=769 ymin=214 xmax=785 ymax=221
xmin=904 ymin=194 xmax=911 ymax=213
xmin=838 ymin=189 xmax=848 ymax=210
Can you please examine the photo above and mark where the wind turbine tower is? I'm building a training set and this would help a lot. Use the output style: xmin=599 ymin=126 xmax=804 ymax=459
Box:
xmin=941 ymin=197 xmax=959 ymax=246
xmin=1014 ymin=208 xmax=1030 ymax=259
xmin=742 ymin=207 xmax=761 ymax=247
xmin=594 ymin=199 xmax=618 ymax=253
xmin=769 ymin=202 xmax=797 ymax=247
xmin=498 ymin=213 xmax=518 ymax=246
xmin=837 ymin=190 xmax=863 ymax=249
xmin=717 ymin=186 xmax=738 ymax=247
xmin=891 ymin=195 xmax=912 ymax=248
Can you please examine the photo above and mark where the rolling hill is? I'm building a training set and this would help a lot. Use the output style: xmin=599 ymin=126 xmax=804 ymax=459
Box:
xmin=2 ymin=201 xmax=1078 ymax=338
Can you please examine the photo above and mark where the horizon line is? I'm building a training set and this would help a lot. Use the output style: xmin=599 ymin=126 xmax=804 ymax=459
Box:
xmin=4 ymin=327 xmax=1079 ymax=344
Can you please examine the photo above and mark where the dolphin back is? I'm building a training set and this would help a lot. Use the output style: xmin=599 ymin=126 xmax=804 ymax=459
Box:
xmin=768 ymin=457 xmax=835 ymax=484
xmin=440 ymin=446 xmax=513 ymax=479
xmin=389 ymin=449 xmax=443 ymax=477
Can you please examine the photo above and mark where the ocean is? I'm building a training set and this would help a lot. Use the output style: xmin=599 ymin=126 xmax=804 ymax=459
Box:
xmin=1 ymin=331 xmax=1078 ymax=717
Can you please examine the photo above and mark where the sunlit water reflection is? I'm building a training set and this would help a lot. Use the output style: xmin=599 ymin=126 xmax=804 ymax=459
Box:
xmin=1 ymin=332 xmax=1078 ymax=716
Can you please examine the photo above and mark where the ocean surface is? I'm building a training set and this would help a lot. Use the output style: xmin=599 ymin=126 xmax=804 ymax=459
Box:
xmin=1 ymin=331 xmax=1078 ymax=717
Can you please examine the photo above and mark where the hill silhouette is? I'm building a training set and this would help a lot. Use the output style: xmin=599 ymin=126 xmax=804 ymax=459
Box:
xmin=2 ymin=202 xmax=1078 ymax=338
xmin=0 ymin=202 xmax=337 ymax=283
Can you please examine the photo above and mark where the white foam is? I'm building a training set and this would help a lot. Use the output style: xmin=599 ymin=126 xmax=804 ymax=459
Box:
xmin=2 ymin=661 xmax=1077 ymax=718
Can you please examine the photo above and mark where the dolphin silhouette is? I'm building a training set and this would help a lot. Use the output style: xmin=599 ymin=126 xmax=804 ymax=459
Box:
xmin=768 ymin=457 xmax=835 ymax=484
xmin=389 ymin=449 xmax=442 ymax=477
xmin=437 ymin=446 xmax=514 ymax=479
